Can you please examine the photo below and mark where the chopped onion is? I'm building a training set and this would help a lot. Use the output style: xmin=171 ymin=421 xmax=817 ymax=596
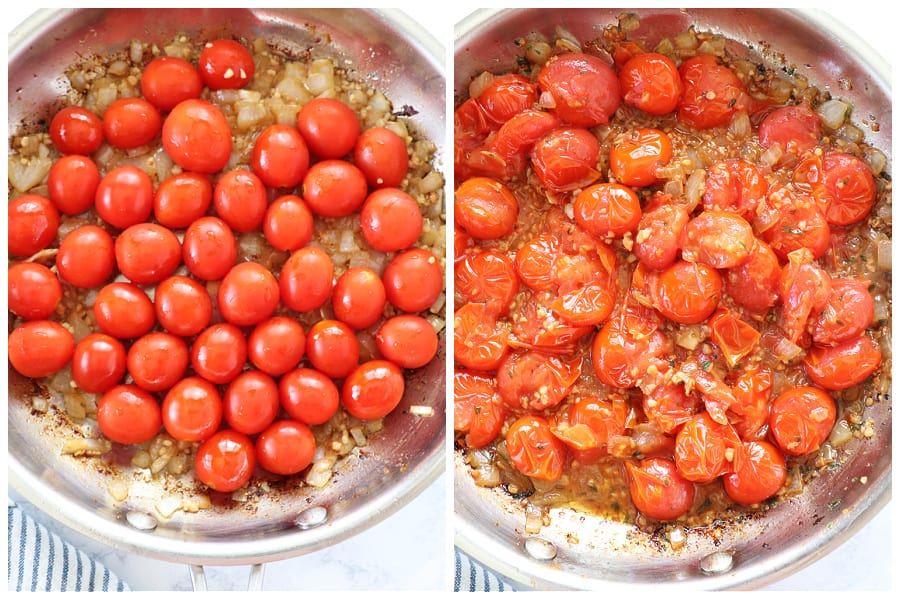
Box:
xmin=863 ymin=146 xmax=888 ymax=174
xmin=817 ymin=98 xmax=851 ymax=130
xmin=525 ymin=503 xmax=544 ymax=534
xmin=468 ymin=71 xmax=494 ymax=101
xmin=771 ymin=335 xmax=804 ymax=363
xmin=828 ymin=419 xmax=853 ymax=447
xmin=684 ymin=168 xmax=706 ymax=211
xmin=876 ymin=239 xmax=891 ymax=271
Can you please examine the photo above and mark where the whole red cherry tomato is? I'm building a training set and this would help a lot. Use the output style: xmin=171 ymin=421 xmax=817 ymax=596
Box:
xmin=8 ymin=320 xmax=74 ymax=379
xmin=297 ymin=97 xmax=360 ymax=159
xmin=8 ymin=194 xmax=59 ymax=257
xmin=538 ymin=52 xmax=621 ymax=127
xmin=93 ymin=282 xmax=156 ymax=339
xmin=154 ymin=172 xmax=212 ymax=229
xmin=250 ymin=124 xmax=310 ymax=189
xmin=55 ymin=225 xmax=115 ymax=289
xmin=302 ymin=159 xmax=368 ymax=218
xmin=263 ymin=195 xmax=314 ymax=252
xmin=306 ymin=320 xmax=360 ymax=379
xmin=359 ymin=187 xmax=423 ymax=252
xmin=198 ymin=39 xmax=255 ymax=90
xmin=162 ymin=376 xmax=223 ymax=442
xmin=332 ymin=267 xmax=387 ymax=330
xmin=353 ymin=126 xmax=409 ymax=188
xmin=255 ymin=420 xmax=316 ymax=475
xmin=127 ymin=332 xmax=189 ymax=392
xmin=102 ymin=97 xmax=162 ymax=149
xmin=375 ymin=314 xmax=439 ymax=369
xmin=115 ymin=223 xmax=182 ymax=285
xmin=619 ymin=52 xmax=683 ymax=115
xmin=94 ymin=165 xmax=154 ymax=229
xmin=194 ymin=430 xmax=255 ymax=492
xmin=97 ymin=385 xmax=162 ymax=445
xmin=247 ymin=316 xmax=307 ymax=376
xmin=162 ymin=98 xmax=232 ymax=174
xmin=341 ymin=360 xmax=405 ymax=420
xmin=279 ymin=246 xmax=334 ymax=312
xmin=182 ymin=216 xmax=237 ymax=281
xmin=47 ymin=155 xmax=101 ymax=216
xmin=154 ymin=275 xmax=213 ymax=337
xmin=71 ymin=333 xmax=127 ymax=394
xmin=223 ymin=370 xmax=280 ymax=435
xmin=279 ymin=368 xmax=340 ymax=426
xmin=506 ymin=415 xmax=568 ymax=482
xmin=213 ymin=169 xmax=268 ymax=232
xmin=140 ymin=56 xmax=202 ymax=111
xmin=8 ymin=262 xmax=62 ymax=320
xmin=191 ymin=323 xmax=247 ymax=385
xmin=383 ymin=248 xmax=444 ymax=313
xmin=217 ymin=261 xmax=280 ymax=327
xmin=49 ymin=106 xmax=103 ymax=155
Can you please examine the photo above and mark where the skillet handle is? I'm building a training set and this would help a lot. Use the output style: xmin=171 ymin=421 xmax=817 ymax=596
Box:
xmin=189 ymin=564 xmax=266 ymax=591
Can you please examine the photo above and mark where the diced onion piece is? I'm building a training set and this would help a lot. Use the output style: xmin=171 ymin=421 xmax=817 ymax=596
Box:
xmin=108 ymin=480 xmax=130 ymax=501
xmin=61 ymin=437 xmax=111 ymax=456
xmin=771 ymin=335 xmax=804 ymax=363
xmin=8 ymin=155 xmax=53 ymax=192
xmin=863 ymin=146 xmax=888 ymax=175
xmin=525 ymin=503 xmax=544 ymax=534
xmin=828 ymin=419 xmax=853 ymax=448
xmin=156 ymin=496 xmax=183 ymax=518
xmin=817 ymin=98 xmax=851 ymax=130
xmin=684 ymin=168 xmax=706 ymax=211
xmin=468 ymin=71 xmax=494 ymax=101
xmin=876 ymin=239 xmax=891 ymax=272
xmin=306 ymin=457 xmax=336 ymax=488
xmin=409 ymin=405 xmax=435 ymax=417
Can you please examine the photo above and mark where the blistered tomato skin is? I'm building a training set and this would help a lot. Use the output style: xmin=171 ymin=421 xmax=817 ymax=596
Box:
xmin=455 ymin=177 xmax=518 ymax=240
xmin=625 ymin=458 xmax=695 ymax=520
xmin=505 ymin=415 xmax=568 ymax=482
xmin=538 ymin=52 xmax=621 ymax=127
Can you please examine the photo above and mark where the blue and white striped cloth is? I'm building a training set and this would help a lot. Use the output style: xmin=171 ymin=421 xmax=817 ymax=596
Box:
xmin=454 ymin=547 xmax=516 ymax=592
xmin=7 ymin=499 xmax=129 ymax=592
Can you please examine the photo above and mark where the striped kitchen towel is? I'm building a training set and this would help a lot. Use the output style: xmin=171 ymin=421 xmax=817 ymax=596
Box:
xmin=7 ymin=499 xmax=130 ymax=592
xmin=454 ymin=547 xmax=517 ymax=592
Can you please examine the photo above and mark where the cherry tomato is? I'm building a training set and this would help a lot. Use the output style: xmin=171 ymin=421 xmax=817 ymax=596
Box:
xmin=537 ymin=52 xmax=621 ymax=127
xmin=306 ymin=319 xmax=360 ymax=379
xmin=301 ymin=159 xmax=368 ymax=218
xmin=707 ymin=309 xmax=761 ymax=369
xmin=778 ymin=247 xmax=832 ymax=343
xmin=341 ymin=359 xmax=405 ymax=420
xmin=550 ymin=396 xmax=627 ymax=463
xmin=217 ymin=262 xmax=280 ymax=327
xmin=383 ymin=248 xmax=444 ymax=313
xmin=804 ymin=333 xmax=882 ymax=391
xmin=279 ymin=368 xmax=340 ymax=426
xmin=768 ymin=386 xmax=836 ymax=456
xmin=250 ymin=124 xmax=310 ymax=189
xmin=263 ymin=195 xmax=314 ymax=252
xmin=729 ymin=368 xmax=773 ymax=440
xmin=573 ymin=182 xmax=642 ymax=238
xmin=97 ymin=384 xmax=162 ymax=445
xmin=8 ymin=262 xmax=62 ymax=320
xmin=723 ymin=440 xmax=787 ymax=505
xmin=702 ymin=159 xmax=766 ymax=218
xmin=154 ymin=172 xmax=213 ymax=229
xmin=375 ymin=314 xmax=439 ymax=369
xmin=248 ymin=316 xmax=307 ymax=376
xmin=198 ymin=39 xmax=255 ymax=90
xmin=454 ymin=302 xmax=510 ymax=371
xmin=591 ymin=307 xmax=670 ymax=388
xmin=724 ymin=239 xmax=780 ymax=313
xmin=758 ymin=103 xmax=821 ymax=162
xmin=93 ymin=282 xmax=156 ymax=339
xmin=454 ymin=176 xmax=518 ymax=240
xmin=820 ymin=152 xmax=876 ymax=226
xmin=127 ymin=331 xmax=189 ymax=392
xmin=140 ymin=55 xmax=203 ymax=111
xmin=632 ymin=196 xmax=689 ymax=270
xmin=115 ymin=223 xmax=182 ymax=285
xmin=677 ymin=54 xmax=752 ymax=129
xmin=49 ymin=106 xmax=103 ymax=155
xmin=71 ymin=333 xmax=127 ymax=394
xmin=332 ymin=267 xmax=387 ymax=330
xmin=223 ymin=370 xmax=280 ymax=435
xmin=530 ymin=127 xmax=601 ymax=192
xmin=505 ymin=415 xmax=568 ymax=482
xmin=619 ymin=52 xmax=683 ymax=115
xmin=56 ymin=225 xmax=115 ymax=288
xmin=213 ymin=169 xmax=267 ymax=232
xmin=651 ymin=260 xmax=722 ymax=324
xmin=194 ymin=430 xmax=255 ymax=492
xmin=8 ymin=320 xmax=74 ymax=379
xmin=509 ymin=290 xmax=593 ymax=355
xmin=8 ymin=194 xmax=59 ymax=257
xmin=255 ymin=420 xmax=316 ymax=475
xmin=476 ymin=73 xmax=537 ymax=125
xmin=359 ymin=187 xmax=423 ymax=252
xmin=643 ymin=380 xmax=699 ymax=435
xmin=759 ymin=185 xmax=830 ymax=260
xmin=191 ymin=323 xmax=247 ymax=385
xmin=674 ymin=412 xmax=742 ymax=483
xmin=680 ymin=210 xmax=754 ymax=269
xmin=487 ymin=109 xmax=562 ymax=180
xmin=47 ymin=155 xmax=101 ymax=215
xmin=102 ymin=97 xmax=162 ymax=149
xmin=496 ymin=350 xmax=581 ymax=411
xmin=163 ymin=376 xmax=224 ymax=442
xmin=453 ymin=370 xmax=506 ymax=449
xmin=454 ymin=224 xmax=472 ymax=259
xmin=182 ymin=216 xmax=237 ymax=281
xmin=162 ymin=98 xmax=232 ymax=174
xmin=625 ymin=457 xmax=695 ymax=520
xmin=279 ymin=246 xmax=334 ymax=312
xmin=454 ymin=249 xmax=519 ymax=317
xmin=353 ymin=126 xmax=409 ymax=188
xmin=811 ymin=278 xmax=875 ymax=346
xmin=609 ymin=128 xmax=673 ymax=187
xmin=296 ymin=97 xmax=360 ymax=159
xmin=94 ymin=165 xmax=154 ymax=229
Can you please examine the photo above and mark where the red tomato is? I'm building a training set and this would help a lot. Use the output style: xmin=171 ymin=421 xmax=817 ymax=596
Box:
xmin=198 ymin=39 xmax=255 ymax=89
xmin=47 ymin=155 xmax=101 ymax=215
xmin=496 ymin=350 xmax=581 ymax=412
xmin=488 ymin=109 xmax=562 ymax=180
xmin=768 ymin=386 xmax=836 ymax=456
xmin=56 ymin=225 xmax=115 ymax=289
xmin=49 ymin=106 xmax=103 ymax=155
xmin=255 ymin=420 xmax=316 ymax=476
xmin=375 ymin=314 xmax=439 ymax=369
xmin=306 ymin=320 xmax=360 ymax=379
xmin=674 ymin=412 xmax=742 ymax=483
xmin=93 ymin=282 xmax=156 ymax=339
xmin=127 ymin=332 xmax=189 ymax=392
xmin=115 ymin=223 xmax=182 ymax=285
xmin=811 ymin=278 xmax=875 ymax=346
xmin=217 ymin=262 xmax=280 ymax=327
xmin=702 ymin=159 xmax=766 ymax=218
xmin=820 ymin=152 xmax=876 ymax=226
xmin=454 ymin=176 xmax=518 ymax=240
xmin=609 ymin=128 xmax=673 ymax=187
xmin=332 ymin=267 xmax=387 ymax=330
xmin=279 ymin=246 xmax=334 ymax=312
xmin=619 ymin=52 xmax=683 ymax=115
xmin=194 ymin=430 xmax=255 ymax=492
xmin=250 ymin=124 xmax=310 ymax=189
xmin=7 ymin=262 xmax=62 ymax=320
xmin=723 ymin=440 xmax=787 ymax=505
xmin=530 ymin=127 xmax=601 ymax=192
xmin=71 ymin=333 xmax=127 ymax=394
xmin=223 ymin=370 xmax=280 ymax=435
xmin=8 ymin=194 xmax=59 ymax=257
xmin=758 ymin=186 xmax=831 ymax=260
xmin=191 ymin=323 xmax=247 ymax=385
xmin=573 ymin=182 xmax=642 ymax=238
xmin=454 ymin=249 xmax=519 ymax=317
xmin=643 ymin=380 xmax=699 ymax=435
xmin=341 ymin=359 xmax=406 ymax=420
xmin=724 ymin=239 xmax=780 ymax=313
xmin=213 ymin=169 xmax=267 ymax=232
xmin=302 ymin=159 xmax=368 ymax=218
xmin=279 ymin=368 xmax=340 ymax=426
xmin=97 ymin=385 xmax=162 ymax=445
xmin=680 ymin=210 xmax=754 ymax=268
xmin=353 ymin=126 xmax=409 ymax=189
xmin=758 ymin=103 xmax=821 ymax=161
xmin=359 ymin=187 xmax=423 ymax=252
xmin=454 ymin=302 xmax=510 ymax=371
xmin=153 ymin=172 xmax=212 ymax=229
xmin=625 ymin=457 xmax=695 ymax=520
xmin=678 ymin=54 xmax=751 ymax=129
xmin=140 ymin=55 xmax=203 ymax=111
xmin=505 ymin=415 xmax=568 ymax=482
xmin=94 ymin=165 xmax=154 ymax=229
xmin=182 ymin=216 xmax=237 ymax=281
xmin=102 ymin=97 xmax=162 ymax=149
xmin=383 ymin=248 xmax=443 ymax=313
xmin=163 ymin=376 xmax=223 ymax=442
xmin=454 ymin=224 xmax=472 ymax=259
xmin=550 ymin=396 xmax=627 ymax=463
xmin=162 ymin=99 xmax=232 ymax=174
xmin=537 ymin=52 xmax=622 ymax=127
xmin=591 ymin=306 xmax=670 ymax=388
xmin=632 ymin=196 xmax=689 ymax=270
xmin=296 ymin=97 xmax=360 ymax=159
xmin=509 ymin=290 xmax=594 ymax=354
xmin=8 ymin=320 xmax=74 ymax=379
xmin=263 ymin=195 xmax=314 ymax=252
xmin=778 ymin=247 xmax=832 ymax=343
xmin=728 ymin=368 xmax=773 ymax=440
xmin=707 ymin=308 xmax=761 ymax=368
xmin=651 ymin=260 xmax=722 ymax=324
xmin=804 ymin=333 xmax=881 ymax=391
xmin=453 ymin=370 xmax=506 ymax=449
xmin=476 ymin=73 xmax=538 ymax=125
xmin=248 ymin=316 xmax=307 ymax=376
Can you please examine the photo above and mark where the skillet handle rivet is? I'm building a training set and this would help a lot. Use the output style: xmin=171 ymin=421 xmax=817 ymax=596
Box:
xmin=524 ymin=537 xmax=557 ymax=561
xmin=699 ymin=550 xmax=734 ymax=575
xmin=294 ymin=505 xmax=328 ymax=529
